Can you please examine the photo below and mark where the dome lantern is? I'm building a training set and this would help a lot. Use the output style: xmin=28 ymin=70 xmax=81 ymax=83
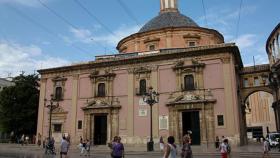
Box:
xmin=160 ymin=0 xmax=178 ymax=13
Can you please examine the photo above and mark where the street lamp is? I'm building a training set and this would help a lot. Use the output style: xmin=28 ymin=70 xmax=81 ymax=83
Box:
xmin=268 ymin=69 xmax=280 ymax=131
xmin=143 ymin=87 xmax=159 ymax=151
xmin=44 ymin=94 xmax=59 ymax=139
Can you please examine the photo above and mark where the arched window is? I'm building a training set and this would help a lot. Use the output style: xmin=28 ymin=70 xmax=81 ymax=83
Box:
xmin=55 ymin=87 xmax=62 ymax=100
xmin=97 ymin=83 xmax=105 ymax=97
xmin=140 ymin=79 xmax=146 ymax=95
xmin=184 ymin=75 xmax=195 ymax=90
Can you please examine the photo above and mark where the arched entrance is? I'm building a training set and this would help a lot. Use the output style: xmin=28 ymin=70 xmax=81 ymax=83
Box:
xmin=238 ymin=64 xmax=275 ymax=145
xmin=243 ymin=91 xmax=276 ymax=142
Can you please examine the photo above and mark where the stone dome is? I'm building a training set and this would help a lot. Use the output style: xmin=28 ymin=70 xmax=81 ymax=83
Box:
xmin=138 ymin=12 xmax=199 ymax=33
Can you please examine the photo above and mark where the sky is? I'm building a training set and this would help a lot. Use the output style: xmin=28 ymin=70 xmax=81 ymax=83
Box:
xmin=0 ymin=0 xmax=279 ymax=78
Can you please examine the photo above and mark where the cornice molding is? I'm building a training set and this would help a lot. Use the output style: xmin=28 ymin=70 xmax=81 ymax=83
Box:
xmin=38 ymin=44 xmax=243 ymax=75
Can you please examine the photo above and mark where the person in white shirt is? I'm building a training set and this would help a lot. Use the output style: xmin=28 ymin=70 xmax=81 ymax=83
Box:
xmin=219 ymin=139 xmax=228 ymax=158
xmin=60 ymin=136 xmax=69 ymax=158
xmin=163 ymin=136 xmax=177 ymax=158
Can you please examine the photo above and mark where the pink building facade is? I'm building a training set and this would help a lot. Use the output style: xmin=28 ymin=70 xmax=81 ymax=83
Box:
xmin=37 ymin=0 xmax=245 ymax=147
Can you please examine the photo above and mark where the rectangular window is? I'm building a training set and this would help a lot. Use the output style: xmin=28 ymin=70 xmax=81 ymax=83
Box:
xmin=243 ymin=78 xmax=249 ymax=87
xmin=217 ymin=115 xmax=224 ymax=126
xmin=188 ymin=41 xmax=196 ymax=47
xmin=184 ymin=75 xmax=195 ymax=90
xmin=159 ymin=115 xmax=168 ymax=130
xmin=78 ymin=120 xmax=82 ymax=129
xmin=53 ymin=124 xmax=62 ymax=132
xmin=254 ymin=77 xmax=260 ymax=86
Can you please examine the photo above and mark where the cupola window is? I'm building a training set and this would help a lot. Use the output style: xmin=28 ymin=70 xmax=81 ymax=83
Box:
xmin=149 ymin=45 xmax=155 ymax=51
xmin=188 ymin=41 xmax=196 ymax=47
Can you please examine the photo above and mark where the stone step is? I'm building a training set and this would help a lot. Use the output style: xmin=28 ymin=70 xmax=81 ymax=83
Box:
xmin=240 ymin=152 xmax=280 ymax=158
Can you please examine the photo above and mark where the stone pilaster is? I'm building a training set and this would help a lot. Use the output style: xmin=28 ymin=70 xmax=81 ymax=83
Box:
xmin=222 ymin=57 xmax=237 ymax=135
xmin=166 ymin=31 xmax=172 ymax=48
xmin=201 ymin=104 xmax=207 ymax=144
xmin=70 ymin=75 xmax=79 ymax=143
xmin=127 ymin=72 xmax=134 ymax=136
xmin=206 ymin=104 xmax=215 ymax=144
xmin=36 ymin=78 xmax=47 ymax=138
xmin=111 ymin=109 xmax=119 ymax=138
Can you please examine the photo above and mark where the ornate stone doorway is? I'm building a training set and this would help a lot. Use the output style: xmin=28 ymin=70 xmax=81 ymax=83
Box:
xmin=82 ymin=98 xmax=121 ymax=145
xmin=182 ymin=111 xmax=201 ymax=145
xmin=167 ymin=90 xmax=216 ymax=146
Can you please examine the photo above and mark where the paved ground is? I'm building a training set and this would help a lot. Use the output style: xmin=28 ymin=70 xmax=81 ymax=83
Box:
xmin=0 ymin=143 xmax=279 ymax=158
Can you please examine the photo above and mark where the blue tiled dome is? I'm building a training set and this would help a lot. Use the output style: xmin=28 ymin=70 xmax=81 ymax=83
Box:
xmin=139 ymin=12 xmax=199 ymax=33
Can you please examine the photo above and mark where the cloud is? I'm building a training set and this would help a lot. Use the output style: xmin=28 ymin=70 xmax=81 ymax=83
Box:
xmin=197 ymin=5 xmax=257 ymax=41
xmin=69 ymin=28 xmax=93 ymax=44
xmin=67 ymin=25 xmax=141 ymax=46
xmin=0 ymin=41 xmax=70 ymax=77
xmin=234 ymin=34 xmax=258 ymax=49
xmin=0 ymin=0 xmax=51 ymax=7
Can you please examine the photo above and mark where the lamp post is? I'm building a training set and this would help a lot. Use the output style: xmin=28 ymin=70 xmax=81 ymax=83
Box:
xmin=268 ymin=69 xmax=280 ymax=131
xmin=44 ymin=94 xmax=59 ymax=139
xmin=143 ymin=87 xmax=159 ymax=152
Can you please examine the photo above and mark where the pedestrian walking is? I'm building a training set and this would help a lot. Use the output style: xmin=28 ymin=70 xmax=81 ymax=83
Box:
xmin=163 ymin=136 xmax=177 ymax=158
xmin=181 ymin=136 xmax=192 ymax=158
xmin=215 ymin=136 xmax=220 ymax=149
xmin=225 ymin=139 xmax=231 ymax=158
xmin=159 ymin=136 xmax=164 ymax=152
xmin=109 ymin=136 xmax=119 ymax=157
xmin=80 ymin=140 xmax=86 ymax=156
xmin=85 ymin=139 xmax=91 ymax=156
xmin=60 ymin=136 xmax=69 ymax=158
xmin=263 ymin=138 xmax=271 ymax=158
xmin=111 ymin=136 xmax=124 ymax=158
xmin=219 ymin=139 xmax=228 ymax=158
xmin=183 ymin=131 xmax=192 ymax=144
xmin=21 ymin=134 xmax=25 ymax=146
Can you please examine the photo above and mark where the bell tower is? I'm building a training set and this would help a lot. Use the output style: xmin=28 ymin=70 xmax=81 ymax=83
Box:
xmin=160 ymin=0 xmax=178 ymax=13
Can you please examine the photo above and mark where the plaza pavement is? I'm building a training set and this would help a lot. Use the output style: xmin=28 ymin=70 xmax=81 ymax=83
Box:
xmin=0 ymin=143 xmax=279 ymax=158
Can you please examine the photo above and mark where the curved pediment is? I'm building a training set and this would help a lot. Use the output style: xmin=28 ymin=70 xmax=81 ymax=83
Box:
xmin=133 ymin=67 xmax=151 ymax=74
xmin=166 ymin=90 xmax=216 ymax=106
xmin=82 ymin=98 xmax=121 ymax=110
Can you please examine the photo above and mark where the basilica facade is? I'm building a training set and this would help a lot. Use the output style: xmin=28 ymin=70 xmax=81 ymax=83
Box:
xmin=37 ymin=0 xmax=246 ymax=147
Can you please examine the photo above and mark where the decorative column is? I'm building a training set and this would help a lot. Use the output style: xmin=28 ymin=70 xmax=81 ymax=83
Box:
xmin=222 ymin=56 xmax=238 ymax=135
xmin=70 ymin=74 xmax=79 ymax=143
xmin=127 ymin=70 xmax=134 ymax=137
xmin=36 ymin=78 xmax=47 ymax=138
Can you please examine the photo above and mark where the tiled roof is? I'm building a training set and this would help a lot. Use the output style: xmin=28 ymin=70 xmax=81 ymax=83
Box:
xmin=240 ymin=64 xmax=270 ymax=74
xmin=138 ymin=12 xmax=199 ymax=33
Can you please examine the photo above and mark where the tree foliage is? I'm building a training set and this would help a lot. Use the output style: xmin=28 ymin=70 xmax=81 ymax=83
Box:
xmin=0 ymin=74 xmax=39 ymax=136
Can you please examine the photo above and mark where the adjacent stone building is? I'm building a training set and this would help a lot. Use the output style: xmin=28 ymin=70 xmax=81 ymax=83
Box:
xmin=37 ymin=0 xmax=258 ymax=147
xmin=266 ymin=23 xmax=280 ymax=131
